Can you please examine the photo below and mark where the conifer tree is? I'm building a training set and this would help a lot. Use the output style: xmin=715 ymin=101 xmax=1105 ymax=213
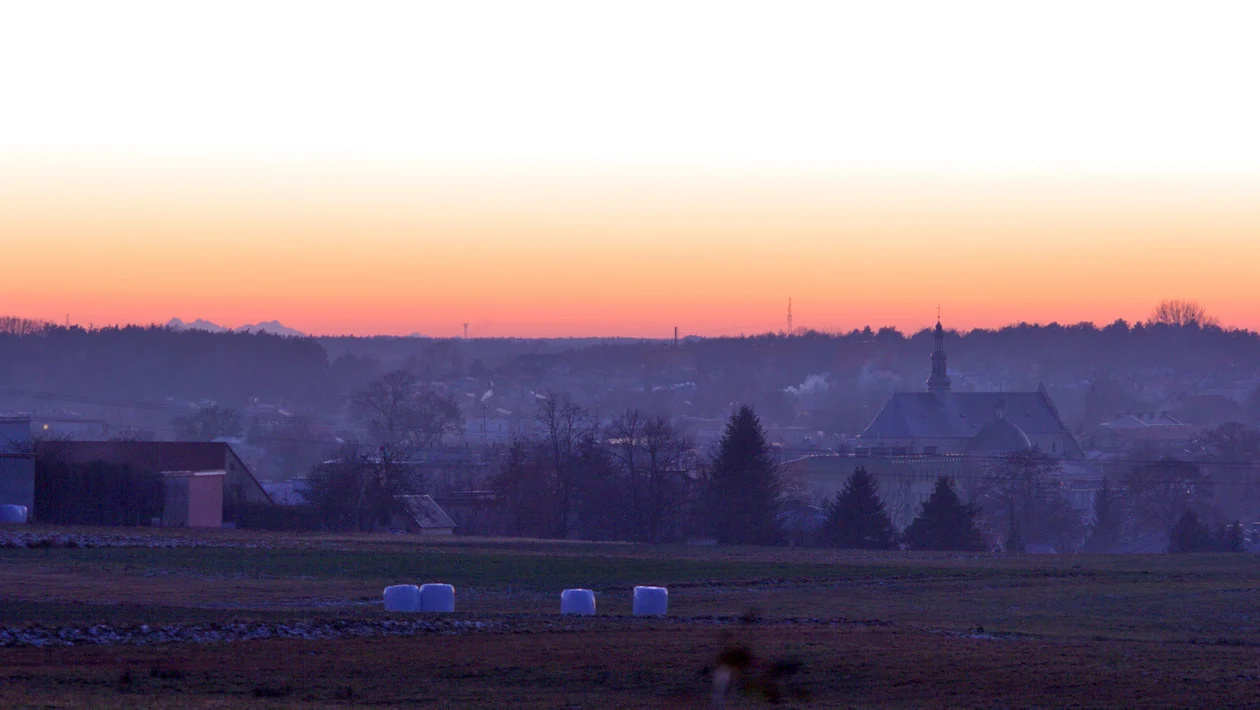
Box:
xmin=709 ymin=405 xmax=784 ymax=545
xmin=1168 ymin=510 xmax=1211 ymax=553
xmin=1083 ymin=478 xmax=1122 ymax=553
xmin=903 ymin=477 xmax=986 ymax=551
xmin=824 ymin=467 xmax=897 ymax=549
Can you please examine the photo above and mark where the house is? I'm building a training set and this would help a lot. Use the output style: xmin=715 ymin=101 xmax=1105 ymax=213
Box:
xmin=34 ymin=441 xmax=272 ymax=527
xmin=34 ymin=441 xmax=272 ymax=507
xmin=0 ymin=417 xmax=35 ymax=516
xmin=858 ymin=321 xmax=1084 ymax=459
xmin=1081 ymin=412 xmax=1201 ymax=455
xmin=261 ymin=478 xmax=310 ymax=506
xmin=390 ymin=494 xmax=456 ymax=535
xmin=30 ymin=415 xmax=110 ymax=440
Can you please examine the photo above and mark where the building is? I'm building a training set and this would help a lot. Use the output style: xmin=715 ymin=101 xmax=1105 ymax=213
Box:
xmin=797 ymin=321 xmax=1091 ymax=528
xmin=1081 ymin=412 xmax=1201 ymax=455
xmin=34 ymin=441 xmax=272 ymax=515
xmin=0 ymin=417 xmax=35 ymax=516
xmin=30 ymin=416 xmax=110 ymax=440
xmin=858 ymin=321 xmax=1084 ymax=459
xmin=261 ymin=478 xmax=310 ymax=506
xmin=390 ymin=494 xmax=457 ymax=535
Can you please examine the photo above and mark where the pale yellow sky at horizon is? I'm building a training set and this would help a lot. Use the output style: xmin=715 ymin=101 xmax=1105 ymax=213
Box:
xmin=2 ymin=2 xmax=1258 ymax=336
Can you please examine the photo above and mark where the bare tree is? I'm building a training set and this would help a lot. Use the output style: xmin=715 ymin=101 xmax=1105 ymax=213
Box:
xmin=639 ymin=416 xmax=694 ymax=542
xmin=492 ymin=440 xmax=555 ymax=537
xmin=351 ymin=369 xmax=463 ymax=455
xmin=536 ymin=392 xmax=596 ymax=539
xmin=608 ymin=410 xmax=695 ymax=542
xmin=1123 ymin=456 xmax=1212 ymax=535
xmin=0 ymin=315 xmax=51 ymax=336
xmin=305 ymin=441 xmax=421 ymax=531
xmin=1149 ymin=299 xmax=1219 ymax=328
xmin=608 ymin=409 xmax=648 ymax=537
xmin=979 ymin=450 xmax=1084 ymax=552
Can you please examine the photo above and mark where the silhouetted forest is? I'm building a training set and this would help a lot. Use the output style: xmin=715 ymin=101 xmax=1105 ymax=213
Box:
xmin=4 ymin=318 xmax=1260 ymax=439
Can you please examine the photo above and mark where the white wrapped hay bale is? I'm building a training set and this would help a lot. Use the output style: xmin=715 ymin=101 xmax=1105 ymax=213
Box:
xmin=420 ymin=583 xmax=456 ymax=613
xmin=560 ymin=588 xmax=596 ymax=616
xmin=0 ymin=505 xmax=28 ymax=524
xmin=383 ymin=584 xmax=421 ymax=612
xmin=633 ymin=586 xmax=668 ymax=616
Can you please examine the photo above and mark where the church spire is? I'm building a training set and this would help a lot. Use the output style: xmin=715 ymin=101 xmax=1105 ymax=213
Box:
xmin=926 ymin=317 xmax=951 ymax=393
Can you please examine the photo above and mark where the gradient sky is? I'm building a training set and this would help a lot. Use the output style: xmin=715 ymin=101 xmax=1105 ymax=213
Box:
xmin=2 ymin=2 xmax=1258 ymax=337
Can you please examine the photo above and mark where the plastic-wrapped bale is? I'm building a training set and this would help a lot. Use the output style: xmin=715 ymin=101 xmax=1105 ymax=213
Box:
xmin=0 ymin=505 xmax=28 ymax=524
xmin=420 ymin=583 xmax=456 ymax=613
xmin=383 ymin=584 xmax=421 ymax=612
xmin=633 ymin=586 xmax=668 ymax=616
xmin=560 ymin=588 xmax=596 ymax=616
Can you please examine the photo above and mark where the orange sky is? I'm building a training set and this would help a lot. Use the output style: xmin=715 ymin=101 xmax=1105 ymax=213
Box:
xmin=2 ymin=163 xmax=1258 ymax=338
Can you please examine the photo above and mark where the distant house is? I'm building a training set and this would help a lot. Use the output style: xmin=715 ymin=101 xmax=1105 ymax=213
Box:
xmin=34 ymin=441 xmax=272 ymax=527
xmin=390 ymin=494 xmax=456 ymax=535
xmin=765 ymin=426 xmax=827 ymax=448
xmin=261 ymin=478 xmax=310 ymax=506
xmin=0 ymin=417 xmax=35 ymax=516
xmin=1081 ymin=413 xmax=1201 ymax=455
xmin=30 ymin=416 xmax=110 ymax=441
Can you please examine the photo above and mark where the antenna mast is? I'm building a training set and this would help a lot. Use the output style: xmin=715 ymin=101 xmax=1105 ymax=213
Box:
xmin=787 ymin=298 xmax=793 ymax=335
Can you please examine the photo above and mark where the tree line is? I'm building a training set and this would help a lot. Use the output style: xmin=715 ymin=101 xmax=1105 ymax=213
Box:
xmin=290 ymin=375 xmax=1259 ymax=553
xmin=821 ymin=444 xmax=1256 ymax=554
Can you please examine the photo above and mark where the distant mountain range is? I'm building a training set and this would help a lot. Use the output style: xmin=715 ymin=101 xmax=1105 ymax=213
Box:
xmin=167 ymin=318 xmax=306 ymax=337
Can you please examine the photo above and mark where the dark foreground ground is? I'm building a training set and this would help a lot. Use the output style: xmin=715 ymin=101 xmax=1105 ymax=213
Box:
xmin=2 ymin=527 xmax=1260 ymax=707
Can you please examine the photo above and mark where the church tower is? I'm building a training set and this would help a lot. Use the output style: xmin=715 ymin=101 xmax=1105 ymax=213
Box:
xmin=926 ymin=319 xmax=951 ymax=393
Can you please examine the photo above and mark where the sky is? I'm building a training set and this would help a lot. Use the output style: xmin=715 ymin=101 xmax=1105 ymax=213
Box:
xmin=2 ymin=1 xmax=1258 ymax=337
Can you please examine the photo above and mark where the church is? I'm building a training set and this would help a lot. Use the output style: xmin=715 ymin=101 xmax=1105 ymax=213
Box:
xmin=858 ymin=321 xmax=1084 ymax=459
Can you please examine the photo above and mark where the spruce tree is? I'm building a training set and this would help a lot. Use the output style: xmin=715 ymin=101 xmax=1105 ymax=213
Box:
xmin=1168 ymin=510 xmax=1211 ymax=553
xmin=903 ymin=477 xmax=986 ymax=551
xmin=1083 ymin=479 xmax=1122 ymax=553
xmin=709 ymin=405 xmax=784 ymax=545
xmin=824 ymin=467 xmax=897 ymax=549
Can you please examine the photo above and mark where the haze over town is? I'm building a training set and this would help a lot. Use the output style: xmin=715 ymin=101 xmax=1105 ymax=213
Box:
xmin=3 ymin=1 xmax=1260 ymax=706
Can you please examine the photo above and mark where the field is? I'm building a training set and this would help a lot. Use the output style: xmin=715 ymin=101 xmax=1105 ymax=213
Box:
xmin=2 ymin=527 xmax=1260 ymax=707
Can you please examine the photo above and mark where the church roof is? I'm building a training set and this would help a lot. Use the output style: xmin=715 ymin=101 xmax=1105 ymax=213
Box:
xmin=860 ymin=385 xmax=1083 ymax=457
xmin=966 ymin=413 xmax=1032 ymax=454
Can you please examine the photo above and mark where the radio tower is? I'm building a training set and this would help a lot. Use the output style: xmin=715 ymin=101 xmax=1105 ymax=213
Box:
xmin=787 ymin=298 xmax=793 ymax=335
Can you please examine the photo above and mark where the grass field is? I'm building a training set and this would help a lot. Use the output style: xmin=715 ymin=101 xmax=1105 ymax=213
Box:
xmin=3 ymin=526 xmax=1260 ymax=707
